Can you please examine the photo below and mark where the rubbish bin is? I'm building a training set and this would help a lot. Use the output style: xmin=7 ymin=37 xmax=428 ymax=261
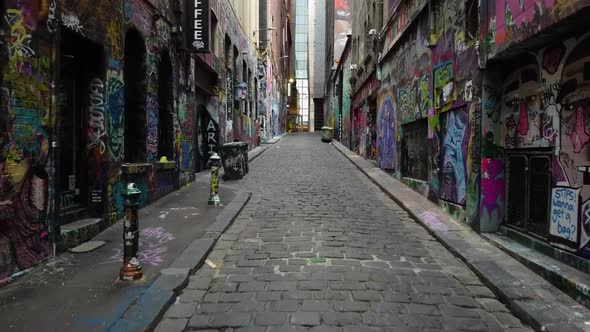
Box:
xmin=220 ymin=142 xmax=247 ymax=180
xmin=321 ymin=126 xmax=333 ymax=143
xmin=241 ymin=143 xmax=249 ymax=175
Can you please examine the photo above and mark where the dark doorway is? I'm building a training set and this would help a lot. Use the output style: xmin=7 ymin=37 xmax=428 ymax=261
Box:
xmin=158 ymin=52 xmax=174 ymax=160
xmin=314 ymin=98 xmax=324 ymax=132
xmin=195 ymin=105 xmax=219 ymax=172
xmin=124 ymin=29 xmax=147 ymax=163
xmin=506 ymin=152 xmax=552 ymax=239
xmin=58 ymin=30 xmax=104 ymax=217
xmin=401 ymin=118 xmax=429 ymax=181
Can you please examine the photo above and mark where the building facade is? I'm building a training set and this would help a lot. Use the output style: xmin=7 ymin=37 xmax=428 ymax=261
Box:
xmin=331 ymin=0 xmax=590 ymax=266
xmin=0 ymin=0 xmax=288 ymax=285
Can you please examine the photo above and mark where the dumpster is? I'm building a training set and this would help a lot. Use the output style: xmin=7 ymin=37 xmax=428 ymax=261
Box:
xmin=220 ymin=142 xmax=248 ymax=180
xmin=321 ymin=126 xmax=333 ymax=143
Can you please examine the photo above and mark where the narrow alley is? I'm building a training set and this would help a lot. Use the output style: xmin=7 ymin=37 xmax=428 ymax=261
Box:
xmin=157 ymin=134 xmax=531 ymax=331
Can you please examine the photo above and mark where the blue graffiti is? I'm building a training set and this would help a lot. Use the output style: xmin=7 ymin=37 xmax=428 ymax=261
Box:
xmin=180 ymin=141 xmax=191 ymax=171
xmin=377 ymin=95 xmax=396 ymax=169
xmin=440 ymin=109 xmax=469 ymax=205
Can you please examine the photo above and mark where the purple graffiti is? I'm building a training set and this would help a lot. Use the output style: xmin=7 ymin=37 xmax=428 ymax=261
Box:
xmin=101 ymin=227 xmax=175 ymax=266
xmin=377 ymin=94 xmax=396 ymax=169
xmin=481 ymin=158 xmax=505 ymax=222
xmin=419 ymin=211 xmax=449 ymax=236
xmin=571 ymin=106 xmax=590 ymax=153
xmin=146 ymin=97 xmax=158 ymax=161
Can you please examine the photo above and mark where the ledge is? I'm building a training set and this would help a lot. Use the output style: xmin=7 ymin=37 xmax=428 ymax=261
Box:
xmin=156 ymin=161 xmax=177 ymax=170
xmin=121 ymin=163 xmax=153 ymax=175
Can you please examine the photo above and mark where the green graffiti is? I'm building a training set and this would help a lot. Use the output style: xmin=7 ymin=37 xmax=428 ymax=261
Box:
xmin=481 ymin=132 xmax=503 ymax=158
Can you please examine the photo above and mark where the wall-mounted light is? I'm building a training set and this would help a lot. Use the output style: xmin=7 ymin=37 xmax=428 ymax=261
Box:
xmin=253 ymin=27 xmax=276 ymax=36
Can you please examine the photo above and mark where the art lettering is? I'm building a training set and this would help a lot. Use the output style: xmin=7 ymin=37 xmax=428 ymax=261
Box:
xmin=87 ymin=78 xmax=107 ymax=155
xmin=61 ymin=13 xmax=84 ymax=35
xmin=5 ymin=9 xmax=35 ymax=61
xmin=549 ymin=187 xmax=581 ymax=250
xmin=47 ymin=1 xmax=58 ymax=33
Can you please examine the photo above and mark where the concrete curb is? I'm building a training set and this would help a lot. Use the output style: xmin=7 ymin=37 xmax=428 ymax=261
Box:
xmin=331 ymin=141 xmax=590 ymax=332
xmin=263 ymin=132 xmax=288 ymax=145
xmin=107 ymin=191 xmax=252 ymax=332
xmin=247 ymin=146 xmax=268 ymax=163
xmin=248 ymin=133 xmax=287 ymax=163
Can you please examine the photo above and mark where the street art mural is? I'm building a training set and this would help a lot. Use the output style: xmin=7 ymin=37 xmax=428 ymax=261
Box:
xmin=341 ymin=57 xmax=352 ymax=148
xmin=440 ymin=108 xmax=470 ymax=205
xmin=374 ymin=0 xmax=480 ymax=227
xmin=334 ymin=0 xmax=351 ymax=65
xmin=481 ymin=25 xmax=590 ymax=257
xmin=377 ymin=87 xmax=396 ymax=169
xmin=482 ymin=0 xmax=590 ymax=58
xmin=0 ymin=0 xmax=261 ymax=285
xmin=1 ymin=0 xmax=52 ymax=284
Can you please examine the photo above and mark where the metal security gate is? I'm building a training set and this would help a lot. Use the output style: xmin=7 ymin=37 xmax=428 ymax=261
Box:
xmin=506 ymin=153 xmax=551 ymax=239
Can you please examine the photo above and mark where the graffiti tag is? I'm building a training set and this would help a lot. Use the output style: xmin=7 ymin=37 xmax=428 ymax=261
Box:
xmin=550 ymin=187 xmax=580 ymax=247
xmin=87 ymin=78 xmax=107 ymax=154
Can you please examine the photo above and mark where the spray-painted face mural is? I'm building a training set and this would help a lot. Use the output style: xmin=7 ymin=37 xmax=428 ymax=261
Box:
xmin=501 ymin=62 xmax=545 ymax=148
xmin=483 ymin=31 xmax=590 ymax=257
xmin=554 ymin=35 xmax=590 ymax=257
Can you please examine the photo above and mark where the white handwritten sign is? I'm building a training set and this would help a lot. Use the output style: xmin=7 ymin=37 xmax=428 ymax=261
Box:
xmin=549 ymin=187 xmax=580 ymax=250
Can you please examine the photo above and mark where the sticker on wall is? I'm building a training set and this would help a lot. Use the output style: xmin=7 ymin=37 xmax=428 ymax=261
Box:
xmin=549 ymin=186 xmax=581 ymax=251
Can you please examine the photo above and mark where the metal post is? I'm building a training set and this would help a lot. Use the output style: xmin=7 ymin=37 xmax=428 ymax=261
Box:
xmin=208 ymin=153 xmax=221 ymax=205
xmin=120 ymin=183 xmax=143 ymax=281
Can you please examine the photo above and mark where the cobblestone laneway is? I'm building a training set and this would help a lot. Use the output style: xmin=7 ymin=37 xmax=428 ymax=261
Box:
xmin=158 ymin=134 xmax=531 ymax=332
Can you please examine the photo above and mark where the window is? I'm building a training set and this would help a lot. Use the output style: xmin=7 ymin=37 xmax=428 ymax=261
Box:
xmin=124 ymin=29 xmax=147 ymax=163
xmin=376 ymin=1 xmax=383 ymax=32
xmin=158 ymin=52 xmax=174 ymax=160
xmin=211 ymin=11 xmax=218 ymax=55
xmin=465 ymin=0 xmax=478 ymax=41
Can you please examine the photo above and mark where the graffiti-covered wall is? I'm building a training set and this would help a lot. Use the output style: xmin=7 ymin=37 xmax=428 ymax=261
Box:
xmin=1 ymin=0 xmax=54 ymax=284
xmin=341 ymin=48 xmax=352 ymax=148
xmin=481 ymin=0 xmax=590 ymax=59
xmin=376 ymin=0 xmax=482 ymax=226
xmin=0 ymin=0 xmax=195 ymax=284
xmin=481 ymin=25 xmax=590 ymax=258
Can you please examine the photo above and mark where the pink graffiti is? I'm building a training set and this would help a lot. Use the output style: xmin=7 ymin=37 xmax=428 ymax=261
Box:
xmin=571 ymin=106 xmax=589 ymax=153
xmin=496 ymin=0 xmax=556 ymax=45
xmin=481 ymin=158 xmax=505 ymax=221
xmin=518 ymin=101 xmax=529 ymax=136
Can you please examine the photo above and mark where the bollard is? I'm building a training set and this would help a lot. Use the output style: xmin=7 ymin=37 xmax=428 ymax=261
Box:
xmin=120 ymin=183 xmax=143 ymax=281
xmin=208 ymin=152 xmax=222 ymax=206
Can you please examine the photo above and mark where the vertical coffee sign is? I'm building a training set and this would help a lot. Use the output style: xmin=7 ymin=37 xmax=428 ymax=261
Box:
xmin=185 ymin=0 xmax=210 ymax=52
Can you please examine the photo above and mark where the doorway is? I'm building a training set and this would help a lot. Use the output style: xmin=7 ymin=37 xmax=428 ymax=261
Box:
xmin=506 ymin=151 xmax=552 ymax=239
xmin=158 ymin=52 xmax=174 ymax=160
xmin=58 ymin=30 xmax=104 ymax=217
xmin=124 ymin=29 xmax=147 ymax=163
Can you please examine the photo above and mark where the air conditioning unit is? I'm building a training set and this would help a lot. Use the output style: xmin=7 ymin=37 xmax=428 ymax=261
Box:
xmin=368 ymin=29 xmax=376 ymax=35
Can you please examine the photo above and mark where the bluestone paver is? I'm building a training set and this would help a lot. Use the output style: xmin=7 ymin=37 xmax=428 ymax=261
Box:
xmin=159 ymin=134 xmax=532 ymax=331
